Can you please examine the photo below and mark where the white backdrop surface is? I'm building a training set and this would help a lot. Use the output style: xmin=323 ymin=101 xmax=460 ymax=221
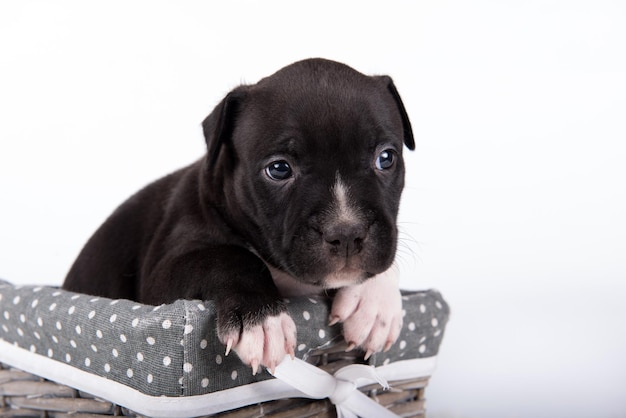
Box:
xmin=1 ymin=1 xmax=625 ymax=417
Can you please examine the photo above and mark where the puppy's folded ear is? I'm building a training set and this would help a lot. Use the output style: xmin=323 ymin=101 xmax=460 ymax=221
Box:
xmin=377 ymin=76 xmax=415 ymax=151
xmin=202 ymin=87 xmax=248 ymax=168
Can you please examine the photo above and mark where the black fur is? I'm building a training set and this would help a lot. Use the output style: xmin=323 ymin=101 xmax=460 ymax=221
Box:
xmin=63 ymin=58 xmax=414 ymax=341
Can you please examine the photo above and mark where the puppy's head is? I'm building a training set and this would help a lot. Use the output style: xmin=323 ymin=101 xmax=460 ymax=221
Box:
xmin=202 ymin=58 xmax=414 ymax=289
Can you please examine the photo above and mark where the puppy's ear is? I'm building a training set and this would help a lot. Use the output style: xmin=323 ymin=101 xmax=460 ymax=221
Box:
xmin=377 ymin=76 xmax=415 ymax=150
xmin=202 ymin=87 xmax=247 ymax=168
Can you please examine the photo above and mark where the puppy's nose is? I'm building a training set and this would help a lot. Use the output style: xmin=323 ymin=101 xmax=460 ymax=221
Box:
xmin=323 ymin=222 xmax=367 ymax=257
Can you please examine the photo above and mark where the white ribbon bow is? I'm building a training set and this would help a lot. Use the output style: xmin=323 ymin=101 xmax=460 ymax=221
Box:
xmin=271 ymin=356 xmax=400 ymax=418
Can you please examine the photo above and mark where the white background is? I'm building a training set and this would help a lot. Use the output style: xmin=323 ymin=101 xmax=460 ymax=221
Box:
xmin=1 ymin=1 xmax=625 ymax=417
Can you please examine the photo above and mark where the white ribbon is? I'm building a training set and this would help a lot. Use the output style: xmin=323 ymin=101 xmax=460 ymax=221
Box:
xmin=270 ymin=356 xmax=400 ymax=418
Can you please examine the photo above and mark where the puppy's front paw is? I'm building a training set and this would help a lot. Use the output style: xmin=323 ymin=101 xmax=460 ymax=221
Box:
xmin=330 ymin=268 xmax=403 ymax=359
xmin=218 ymin=311 xmax=297 ymax=375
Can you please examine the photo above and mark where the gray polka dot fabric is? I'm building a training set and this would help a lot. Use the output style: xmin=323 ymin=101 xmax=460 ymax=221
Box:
xmin=0 ymin=279 xmax=449 ymax=397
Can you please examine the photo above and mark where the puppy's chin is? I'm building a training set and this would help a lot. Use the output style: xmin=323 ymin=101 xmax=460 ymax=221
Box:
xmin=322 ymin=268 xmax=370 ymax=289
xmin=266 ymin=264 xmax=369 ymax=298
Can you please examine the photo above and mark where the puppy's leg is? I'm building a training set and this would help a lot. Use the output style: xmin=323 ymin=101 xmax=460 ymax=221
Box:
xmin=143 ymin=245 xmax=296 ymax=374
xmin=329 ymin=267 xmax=403 ymax=359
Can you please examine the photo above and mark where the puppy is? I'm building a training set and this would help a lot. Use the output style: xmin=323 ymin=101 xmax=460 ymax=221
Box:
xmin=63 ymin=58 xmax=415 ymax=373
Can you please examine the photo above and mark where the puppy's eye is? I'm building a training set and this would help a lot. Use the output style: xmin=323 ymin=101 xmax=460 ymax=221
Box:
xmin=375 ymin=149 xmax=396 ymax=171
xmin=265 ymin=160 xmax=293 ymax=180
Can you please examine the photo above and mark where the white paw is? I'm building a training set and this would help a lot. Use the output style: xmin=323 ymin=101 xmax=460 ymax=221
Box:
xmin=223 ymin=312 xmax=297 ymax=375
xmin=329 ymin=268 xmax=403 ymax=359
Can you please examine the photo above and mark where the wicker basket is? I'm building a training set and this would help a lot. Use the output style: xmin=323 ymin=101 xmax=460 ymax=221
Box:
xmin=0 ymin=280 xmax=447 ymax=417
xmin=1 ymin=343 xmax=428 ymax=417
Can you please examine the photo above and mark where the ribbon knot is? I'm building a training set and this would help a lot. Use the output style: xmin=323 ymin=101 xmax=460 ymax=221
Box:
xmin=271 ymin=356 xmax=399 ymax=418
xmin=329 ymin=379 xmax=356 ymax=406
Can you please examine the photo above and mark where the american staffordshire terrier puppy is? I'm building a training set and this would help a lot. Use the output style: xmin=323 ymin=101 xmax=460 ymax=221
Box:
xmin=63 ymin=58 xmax=415 ymax=374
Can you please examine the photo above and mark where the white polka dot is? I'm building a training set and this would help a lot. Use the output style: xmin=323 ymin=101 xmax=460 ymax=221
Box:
xmin=197 ymin=304 xmax=206 ymax=311
xmin=147 ymin=374 xmax=153 ymax=383
xmin=104 ymin=363 xmax=111 ymax=373
xmin=132 ymin=318 xmax=139 ymax=327
xmin=303 ymin=311 xmax=311 ymax=320
xmin=420 ymin=304 xmax=426 ymax=313
xmin=184 ymin=324 xmax=194 ymax=335
xmin=215 ymin=355 xmax=222 ymax=365
xmin=434 ymin=329 xmax=442 ymax=337
xmin=52 ymin=291 xmax=61 ymax=297
xmin=49 ymin=303 xmax=57 ymax=311
xmin=17 ymin=328 xmax=24 ymax=337
xmin=402 ymin=309 xmax=407 ymax=317
xmin=109 ymin=314 xmax=117 ymax=323
xmin=308 ymin=298 xmax=318 ymax=304
xmin=231 ymin=370 xmax=238 ymax=380
xmin=318 ymin=329 xmax=326 ymax=339
xmin=163 ymin=356 xmax=171 ymax=366
xmin=298 ymin=343 xmax=307 ymax=351
xmin=137 ymin=352 xmax=144 ymax=362
xmin=162 ymin=319 xmax=172 ymax=329
xmin=112 ymin=349 xmax=119 ymax=358
xmin=90 ymin=298 xmax=99 ymax=303
xmin=30 ymin=345 xmax=36 ymax=353
xmin=200 ymin=339 xmax=208 ymax=349
xmin=147 ymin=337 xmax=155 ymax=345
xmin=3 ymin=311 xmax=10 ymax=320
xmin=52 ymin=336 xmax=59 ymax=344
xmin=56 ymin=321 xmax=62 ymax=330
xmin=110 ymin=300 xmax=119 ymax=306
xmin=33 ymin=287 xmax=42 ymax=293
xmin=19 ymin=314 xmax=26 ymax=323
xmin=419 ymin=336 xmax=427 ymax=344
xmin=178 ymin=377 xmax=184 ymax=385
xmin=65 ymin=353 xmax=71 ymax=363
xmin=399 ymin=340 xmax=407 ymax=350
xmin=68 ymin=306 xmax=76 ymax=315
xmin=408 ymin=322 xmax=416 ymax=331
xmin=201 ymin=378 xmax=209 ymax=388
xmin=120 ymin=334 xmax=127 ymax=343
xmin=37 ymin=317 xmax=43 ymax=327
xmin=183 ymin=363 xmax=193 ymax=373
xmin=85 ymin=358 xmax=91 ymax=367
xmin=34 ymin=331 xmax=41 ymax=340
xmin=75 ymin=325 xmax=82 ymax=335
xmin=31 ymin=299 xmax=39 ymax=308
xmin=419 ymin=344 xmax=426 ymax=354
xmin=1 ymin=324 xmax=7 ymax=333
xmin=48 ymin=349 xmax=53 ymax=358
xmin=132 ymin=305 xmax=141 ymax=311
xmin=96 ymin=330 xmax=103 ymax=339
xmin=127 ymin=369 xmax=134 ymax=378
xmin=431 ymin=318 xmax=439 ymax=327
xmin=13 ymin=296 xmax=21 ymax=304
xmin=70 ymin=340 xmax=77 ymax=348
xmin=71 ymin=295 xmax=80 ymax=300
xmin=88 ymin=311 xmax=96 ymax=319
xmin=435 ymin=301 xmax=443 ymax=309
xmin=383 ymin=358 xmax=391 ymax=366
xmin=91 ymin=344 xmax=98 ymax=353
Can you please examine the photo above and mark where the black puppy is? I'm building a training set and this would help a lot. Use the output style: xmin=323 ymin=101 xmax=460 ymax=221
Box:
xmin=63 ymin=58 xmax=415 ymax=373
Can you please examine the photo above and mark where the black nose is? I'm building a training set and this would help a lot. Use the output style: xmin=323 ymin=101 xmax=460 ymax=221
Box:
xmin=323 ymin=222 xmax=368 ymax=257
